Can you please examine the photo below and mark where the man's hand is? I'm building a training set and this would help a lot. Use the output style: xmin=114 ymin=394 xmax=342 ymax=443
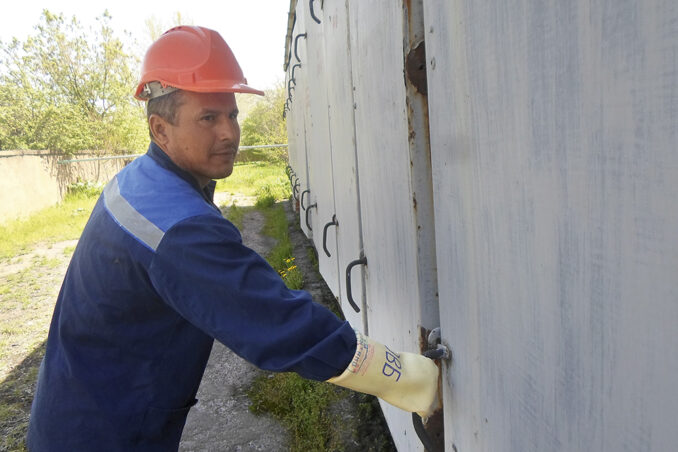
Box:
xmin=327 ymin=330 xmax=440 ymax=417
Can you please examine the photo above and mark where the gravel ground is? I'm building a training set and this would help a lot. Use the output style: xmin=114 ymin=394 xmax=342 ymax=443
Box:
xmin=179 ymin=206 xmax=288 ymax=451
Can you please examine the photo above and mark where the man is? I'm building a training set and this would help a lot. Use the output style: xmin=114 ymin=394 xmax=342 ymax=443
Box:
xmin=27 ymin=26 xmax=439 ymax=451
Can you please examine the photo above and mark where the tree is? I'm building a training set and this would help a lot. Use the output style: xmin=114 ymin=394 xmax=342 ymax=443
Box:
xmin=239 ymin=82 xmax=287 ymax=162
xmin=143 ymin=12 xmax=193 ymax=45
xmin=0 ymin=10 xmax=147 ymax=154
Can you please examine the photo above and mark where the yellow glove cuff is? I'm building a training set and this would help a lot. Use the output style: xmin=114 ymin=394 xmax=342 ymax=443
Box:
xmin=327 ymin=330 xmax=440 ymax=417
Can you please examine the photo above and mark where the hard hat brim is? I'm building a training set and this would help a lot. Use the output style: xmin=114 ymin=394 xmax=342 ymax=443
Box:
xmin=135 ymin=80 xmax=265 ymax=100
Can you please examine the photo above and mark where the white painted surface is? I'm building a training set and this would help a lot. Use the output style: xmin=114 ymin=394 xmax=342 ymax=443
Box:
xmin=424 ymin=1 xmax=678 ymax=451
xmin=301 ymin=2 xmax=341 ymax=296
xmin=347 ymin=2 xmax=437 ymax=450
xmin=288 ymin=3 xmax=312 ymax=237
xmin=321 ymin=0 xmax=367 ymax=333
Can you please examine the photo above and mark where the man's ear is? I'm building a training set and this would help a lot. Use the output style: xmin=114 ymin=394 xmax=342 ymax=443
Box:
xmin=149 ymin=114 xmax=170 ymax=147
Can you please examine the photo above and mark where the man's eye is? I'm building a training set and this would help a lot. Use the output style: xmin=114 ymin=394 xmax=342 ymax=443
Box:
xmin=202 ymin=115 xmax=215 ymax=121
xmin=230 ymin=112 xmax=239 ymax=120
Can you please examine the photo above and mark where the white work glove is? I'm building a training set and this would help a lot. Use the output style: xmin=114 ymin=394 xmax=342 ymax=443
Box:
xmin=327 ymin=330 xmax=440 ymax=417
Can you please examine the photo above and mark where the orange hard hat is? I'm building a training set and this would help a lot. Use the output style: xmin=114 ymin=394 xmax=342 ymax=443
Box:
xmin=135 ymin=25 xmax=264 ymax=100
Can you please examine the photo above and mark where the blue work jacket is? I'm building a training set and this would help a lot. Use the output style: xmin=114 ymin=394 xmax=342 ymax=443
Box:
xmin=27 ymin=142 xmax=356 ymax=451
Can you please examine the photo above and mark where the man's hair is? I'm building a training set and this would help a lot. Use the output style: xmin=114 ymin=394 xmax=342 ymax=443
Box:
xmin=146 ymin=90 xmax=185 ymax=141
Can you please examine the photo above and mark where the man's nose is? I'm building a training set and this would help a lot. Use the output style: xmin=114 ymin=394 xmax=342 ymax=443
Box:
xmin=217 ymin=116 xmax=239 ymax=141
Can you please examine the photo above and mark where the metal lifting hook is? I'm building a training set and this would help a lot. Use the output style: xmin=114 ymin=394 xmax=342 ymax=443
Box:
xmin=291 ymin=63 xmax=302 ymax=79
xmin=309 ymin=0 xmax=321 ymax=24
xmin=294 ymin=33 xmax=307 ymax=63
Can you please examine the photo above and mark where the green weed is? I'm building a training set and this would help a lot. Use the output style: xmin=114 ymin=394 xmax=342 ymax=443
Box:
xmin=277 ymin=258 xmax=303 ymax=290
xmin=248 ymin=372 xmax=347 ymax=451
xmin=235 ymin=147 xmax=288 ymax=164
xmin=254 ymin=185 xmax=277 ymax=208
xmin=66 ymin=181 xmax=104 ymax=199
xmin=32 ymin=256 xmax=60 ymax=268
xmin=225 ymin=202 xmax=245 ymax=230
xmin=306 ymin=246 xmax=319 ymax=272
xmin=258 ymin=203 xmax=303 ymax=290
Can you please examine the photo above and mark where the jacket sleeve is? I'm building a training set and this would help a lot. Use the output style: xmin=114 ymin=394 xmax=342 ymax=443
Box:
xmin=147 ymin=213 xmax=356 ymax=381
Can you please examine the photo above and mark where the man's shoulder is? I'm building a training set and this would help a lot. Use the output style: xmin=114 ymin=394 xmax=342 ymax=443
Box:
xmin=106 ymin=155 xmax=222 ymax=236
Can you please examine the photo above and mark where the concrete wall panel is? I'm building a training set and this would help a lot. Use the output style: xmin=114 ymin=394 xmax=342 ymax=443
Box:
xmin=321 ymin=0 xmax=367 ymax=332
xmin=301 ymin=2 xmax=341 ymax=295
xmin=424 ymin=1 xmax=678 ymax=450
xmin=348 ymin=1 xmax=438 ymax=450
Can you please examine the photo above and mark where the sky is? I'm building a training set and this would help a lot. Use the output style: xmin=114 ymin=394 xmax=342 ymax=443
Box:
xmin=0 ymin=0 xmax=290 ymax=91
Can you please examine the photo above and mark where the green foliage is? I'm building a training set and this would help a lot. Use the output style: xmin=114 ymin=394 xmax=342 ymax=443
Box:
xmin=239 ymin=83 xmax=288 ymax=163
xmin=215 ymin=161 xmax=291 ymax=201
xmin=224 ymin=202 xmax=246 ymax=230
xmin=277 ymin=257 xmax=303 ymax=290
xmin=259 ymin=203 xmax=303 ymax=289
xmin=0 ymin=10 xmax=147 ymax=154
xmin=66 ymin=181 xmax=105 ymax=199
xmin=248 ymin=372 xmax=346 ymax=451
xmin=306 ymin=246 xmax=319 ymax=272
xmin=254 ymin=185 xmax=277 ymax=208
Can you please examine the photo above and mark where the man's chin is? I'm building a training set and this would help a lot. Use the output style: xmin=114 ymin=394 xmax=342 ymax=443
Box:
xmin=213 ymin=168 xmax=234 ymax=180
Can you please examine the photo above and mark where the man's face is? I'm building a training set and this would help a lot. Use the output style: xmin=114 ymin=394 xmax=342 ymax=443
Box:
xmin=159 ymin=91 xmax=240 ymax=187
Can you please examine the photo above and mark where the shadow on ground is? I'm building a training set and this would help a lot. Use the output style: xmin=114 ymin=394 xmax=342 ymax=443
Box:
xmin=0 ymin=340 xmax=45 ymax=451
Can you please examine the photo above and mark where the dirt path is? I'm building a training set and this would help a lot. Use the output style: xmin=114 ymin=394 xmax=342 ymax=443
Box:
xmin=0 ymin=239 xmax=77 ymax=450
xmin=179 ymin=207 xmax=288 ymax=451
xmin=0 ymin=240 xmax=78 ymax=381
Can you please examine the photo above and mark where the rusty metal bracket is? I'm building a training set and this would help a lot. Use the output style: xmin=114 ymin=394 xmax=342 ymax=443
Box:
xmin=412 ymin=327 xmax=450 ymax=452
xmin=405 ymin=40 xmax=428 ymax=95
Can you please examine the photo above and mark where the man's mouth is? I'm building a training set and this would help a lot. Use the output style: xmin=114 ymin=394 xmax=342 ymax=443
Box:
xmin=214 ymin=148 xmax=237 ymax=157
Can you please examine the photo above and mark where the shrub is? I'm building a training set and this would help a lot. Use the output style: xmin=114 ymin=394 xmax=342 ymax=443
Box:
xmin=66 ymin=181 xmax=104 ymax=200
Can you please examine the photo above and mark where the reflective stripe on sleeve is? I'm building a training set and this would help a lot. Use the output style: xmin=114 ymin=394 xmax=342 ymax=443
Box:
xmin=104 ymin=177 xmax=165 ymax=251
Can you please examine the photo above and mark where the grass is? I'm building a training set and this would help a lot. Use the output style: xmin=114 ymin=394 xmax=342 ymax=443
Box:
xmin=225 ymin=202 xmax=246 ymax=230
xmin=216 ymin=160 xmax=290 ymax=200
xmin=248 ymin=194 xmax=346 ymax=450
xmin=0 ymin=183 xmax=97 ymax=451
xmin=0 ymin=191 xmax=98 ymax=260
xmin=0 ymin=343 xmax=44 ymax=452
xmin=247 ymin=191 xmax=393 ymax=451
xmin=259 ymin=201 xmax=303 ymax=290
xmin=248 ymin=372 xmax=348 ymax=451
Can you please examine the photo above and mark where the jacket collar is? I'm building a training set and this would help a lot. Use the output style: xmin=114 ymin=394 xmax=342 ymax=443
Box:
xmin=146 ymin=142 xmax=217 ymax=203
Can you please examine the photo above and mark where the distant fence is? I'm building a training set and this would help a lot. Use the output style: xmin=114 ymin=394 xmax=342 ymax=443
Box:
xmin=0 ymin=144 xmax=288 ymax=224
xmin=0 ymin=150 xmax=131 ymax=223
